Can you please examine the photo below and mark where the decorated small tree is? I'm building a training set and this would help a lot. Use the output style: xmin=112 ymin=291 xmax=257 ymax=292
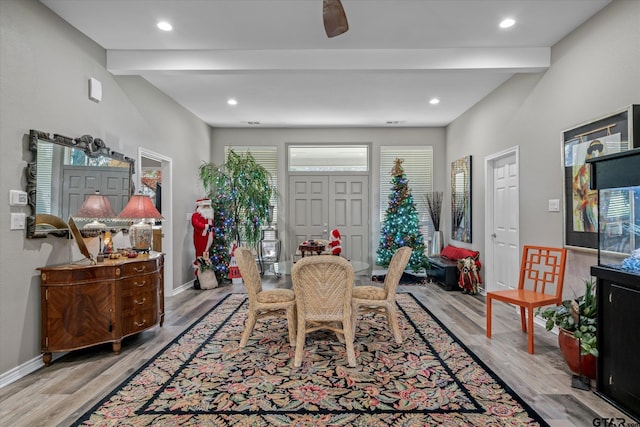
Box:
xmin=208 ymin=199 xmax=233 ymax=282
xmin=377 ymin=158 xmax=428 ymax=271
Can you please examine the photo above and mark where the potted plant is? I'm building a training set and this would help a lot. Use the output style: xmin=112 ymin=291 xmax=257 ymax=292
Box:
xmin=198 ymin=150 xmax=275 ymax=248
xmin=538 ymin=278 xmax=598 ymax=379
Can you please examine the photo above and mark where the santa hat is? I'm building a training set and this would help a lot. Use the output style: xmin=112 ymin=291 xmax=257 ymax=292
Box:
xmin=330 ymin=228 xmax=341 ymax=241
xmin=196 ymin=198 xmax=212 ymax=207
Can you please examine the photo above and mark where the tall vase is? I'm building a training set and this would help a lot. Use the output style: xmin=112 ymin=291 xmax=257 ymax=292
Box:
xmin=431 ymin=230 xmax=444 ymax=256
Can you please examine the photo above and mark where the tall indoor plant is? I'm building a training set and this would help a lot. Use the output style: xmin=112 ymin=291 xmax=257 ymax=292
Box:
xmin=198 ymin=150 xmax=275 ymax=248
xmin=538 ymin=279 xmax=598 ymax=378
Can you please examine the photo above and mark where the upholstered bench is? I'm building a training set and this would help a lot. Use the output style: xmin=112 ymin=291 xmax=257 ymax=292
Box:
xmin=426 ymin=245 xmax=481 ymax=292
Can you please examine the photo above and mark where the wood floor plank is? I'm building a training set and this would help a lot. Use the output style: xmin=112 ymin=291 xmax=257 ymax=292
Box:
xmin=0 ymin=277 xmax=632 ymax=426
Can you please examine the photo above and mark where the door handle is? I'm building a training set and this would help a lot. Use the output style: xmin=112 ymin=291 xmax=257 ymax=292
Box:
xmin=491 ymin=233 xmax=497 ymax=238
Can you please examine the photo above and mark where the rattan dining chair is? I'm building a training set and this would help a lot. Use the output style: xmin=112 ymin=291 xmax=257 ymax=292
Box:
xmin=352 ymin=246 xmax=412 ymax=344
xmin=291 ymin=255 xmax=356 ymax=367
xmin=234 ymin=247 xmax=297 ymax=348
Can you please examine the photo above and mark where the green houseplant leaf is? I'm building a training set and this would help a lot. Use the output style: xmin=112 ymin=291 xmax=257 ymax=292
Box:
xmin=198 ymin=150 xmax=275 ymax=248
xmin=538 ymin=279 xmax=598 ymax=357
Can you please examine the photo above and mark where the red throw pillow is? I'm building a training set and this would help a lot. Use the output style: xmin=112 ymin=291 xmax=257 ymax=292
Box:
xmin=441 ymin=245 xmax=479 ymax=261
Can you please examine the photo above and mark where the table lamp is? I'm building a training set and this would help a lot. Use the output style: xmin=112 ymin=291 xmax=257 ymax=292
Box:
xmin=117 ymin=193 xmax=163 ymax=252
xmin=70 ymin=191 xmax=117 ymax=262
xmin=73 ymin=191 xmax=117 ymax=234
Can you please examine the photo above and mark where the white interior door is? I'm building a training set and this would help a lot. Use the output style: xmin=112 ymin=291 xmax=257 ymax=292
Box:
xmin=485 ymin=148 xmax=519 ymax=293
xmin=289 ymin=174 xmax=369 ymax=263
xmin=139 ymin=148 xmax=173 ymax=296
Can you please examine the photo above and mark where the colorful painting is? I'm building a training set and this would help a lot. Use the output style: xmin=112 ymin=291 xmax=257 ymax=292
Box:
xmin=563 ymin=106 xmax=636 ymax=249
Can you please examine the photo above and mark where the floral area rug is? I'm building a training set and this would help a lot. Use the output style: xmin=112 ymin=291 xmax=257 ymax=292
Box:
xmin=73 ymin=293 xmax=548 ymax=426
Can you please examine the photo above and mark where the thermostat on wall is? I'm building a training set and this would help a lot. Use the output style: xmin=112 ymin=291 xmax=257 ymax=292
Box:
xmin=10 ymin=190 xmax=28 ymax=206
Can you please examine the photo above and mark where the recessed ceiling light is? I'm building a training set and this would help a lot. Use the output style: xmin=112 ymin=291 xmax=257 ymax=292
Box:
xmin=429 ymin=98 xmax=440 ymax=105
xmin=227 ymin=99 xmax=238 ymax=106
xmin=157 ymin=21 xmax=173 ymax=31
xmin=499 ymin=18 xmax=515 ymax=29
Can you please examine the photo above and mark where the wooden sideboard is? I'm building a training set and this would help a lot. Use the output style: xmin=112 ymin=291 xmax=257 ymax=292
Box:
xmin=38 ymin=252 xmax=164 ymax=366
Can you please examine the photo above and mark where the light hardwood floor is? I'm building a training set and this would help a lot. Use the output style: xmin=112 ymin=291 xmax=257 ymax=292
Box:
xmin=0 ymin=276 xmax=632 ymax=427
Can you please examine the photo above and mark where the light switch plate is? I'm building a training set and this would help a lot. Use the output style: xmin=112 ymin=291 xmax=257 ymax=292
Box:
xmin=548 ymin=199 xmax=560 ymax=212
xmin=11 ymin=213 xmax=26 ymax=230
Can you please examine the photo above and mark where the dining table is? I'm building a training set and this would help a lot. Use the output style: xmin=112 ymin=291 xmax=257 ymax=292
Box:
xmin=270 ymin=259 xmax=370 ymax=284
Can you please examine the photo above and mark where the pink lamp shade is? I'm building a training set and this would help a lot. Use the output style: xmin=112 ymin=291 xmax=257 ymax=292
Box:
xmin=117 ymin=194 xmax=162 ymax=252
xmin=73 ymin=191 xmax=117 ymax=229
xmin=117 ymin=194 xmax=162 ymax=220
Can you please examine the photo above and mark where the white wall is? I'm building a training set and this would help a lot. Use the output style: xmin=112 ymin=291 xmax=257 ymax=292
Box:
xmin=0 ymin=0 xmax=211 ymax=377
xmin=211 ymin=127 xmax=447 ymax=262
xmin=446 ymin=0 xmax=640 ymax=297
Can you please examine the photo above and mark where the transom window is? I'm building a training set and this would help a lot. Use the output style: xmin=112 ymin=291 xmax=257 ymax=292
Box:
xmin=288 ymin=145 xmax=368 ymax=172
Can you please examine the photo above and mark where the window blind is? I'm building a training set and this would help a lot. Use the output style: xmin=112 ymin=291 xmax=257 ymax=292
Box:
xmin=36 ymin=142 xmax=54 ymax=214
xmin=380 ymin=146 xmax=434 ymax=241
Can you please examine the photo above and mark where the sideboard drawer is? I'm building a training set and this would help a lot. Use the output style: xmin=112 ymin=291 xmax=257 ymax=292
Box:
xmin=121 ymin=273 xmax=157 ymax=292
xmin=41 ymin=266 xmax=116 ymax=284
xmin=121 ymin=287 xmax=157 ymax=312
xmin=120 ymin=259 xmax=160 ymax=278
xmin=122 ymin=306 xmax=159 ymax=336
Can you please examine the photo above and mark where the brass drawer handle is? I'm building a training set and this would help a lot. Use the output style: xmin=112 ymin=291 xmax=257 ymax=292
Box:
xmin=135 ymin=280 xmax=147 ymax=287
xmin=134 ymin=320 xmax=146 ymax=327
xmin=134 ymin=298 xmax=146 ymax=305
xmin=134 ymin=266 xmax=146 ymax=273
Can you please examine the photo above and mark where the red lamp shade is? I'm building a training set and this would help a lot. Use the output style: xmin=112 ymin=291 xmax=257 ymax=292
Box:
xmin=73 ymin=191 xmax=117 ymax=230
xmin=117 ymin=194 xmax=162 ymax=220
xmin=117 ymin=194 xmax=162 ymax=252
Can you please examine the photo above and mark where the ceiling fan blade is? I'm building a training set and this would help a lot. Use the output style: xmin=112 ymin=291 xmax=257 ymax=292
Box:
xmin=323 ymin=0 xmax=349 ymax=38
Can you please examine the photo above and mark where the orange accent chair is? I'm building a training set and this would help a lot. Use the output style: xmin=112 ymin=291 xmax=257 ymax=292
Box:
xmin=486 ymin=245 xmax=567 ymax=354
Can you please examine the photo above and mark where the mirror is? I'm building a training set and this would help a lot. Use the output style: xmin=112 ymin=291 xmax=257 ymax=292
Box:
xmin=451 ymin=155 xmax=472 ymax=243
xmin=26 ymin=130 xmax=135 ymax=238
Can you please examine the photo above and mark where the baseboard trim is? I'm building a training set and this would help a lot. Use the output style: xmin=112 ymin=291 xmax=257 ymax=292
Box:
xmin=170 ymin=280 xmax=195 ymax=296
xmin=1 ymin=280 xmax=196 ymax=389
xmin=0 ymin=352 xmax=65 ymax=389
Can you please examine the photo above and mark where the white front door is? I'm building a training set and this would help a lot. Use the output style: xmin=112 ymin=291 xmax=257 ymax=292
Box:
xmin=485 ymin=148 xmax=520 ymax=293
xmin=289 ymin=174 xmax=369 ymax=263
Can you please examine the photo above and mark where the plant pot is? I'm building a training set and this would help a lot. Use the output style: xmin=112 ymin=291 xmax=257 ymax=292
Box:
xmin=558 ymin=328 xmax=596 ymax=379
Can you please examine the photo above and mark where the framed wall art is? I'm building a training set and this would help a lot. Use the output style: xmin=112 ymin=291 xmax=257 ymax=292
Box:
xmin=451 ymin=155 xmax=472 ymax=243
xmin=563 ymin=105 xmax=639 ymax=249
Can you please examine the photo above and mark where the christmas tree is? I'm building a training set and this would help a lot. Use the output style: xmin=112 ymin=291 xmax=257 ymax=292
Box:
xmin=377 ymin=158 xmax=428 ymax=271
xmin=208 ymin=198 xmax=234 ymax=282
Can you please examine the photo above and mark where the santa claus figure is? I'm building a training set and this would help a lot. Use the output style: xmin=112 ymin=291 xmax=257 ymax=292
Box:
xmin=329 ymin=228 xmax=342 ymax=256
xmin=192 ymin=198 xmax=215 ymax=267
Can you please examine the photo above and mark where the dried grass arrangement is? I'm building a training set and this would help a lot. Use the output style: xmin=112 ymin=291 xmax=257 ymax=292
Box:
xmin=424 ymin=191 xmax=443 ymax=232
xmin=451 ymin=192 xmax=466 ymax=232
